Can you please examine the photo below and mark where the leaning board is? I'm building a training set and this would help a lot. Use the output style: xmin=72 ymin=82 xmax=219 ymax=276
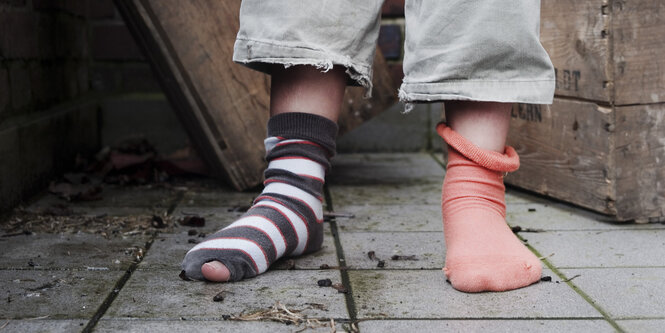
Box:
xmin=114 ymin=0 xmax=396 ymax=190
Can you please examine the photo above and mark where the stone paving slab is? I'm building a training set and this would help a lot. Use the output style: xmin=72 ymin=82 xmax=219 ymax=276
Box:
xmin=179 ymin=189 xmax=259 ymax=208
xmin=104 ymin=270 xmax=349 ymax=320
xmin=0 ymin=270 xmax=124 ymax=319
xmin=0 ymin=233 xmax=147 ymax=270
xmin=358 ymin=319 xmax=615 ymax=332
xmin=0 ymin=319 xmax=88 ymax=332
xmin=348 ymin=269 xmax=601 ymax=319
xmin=330 ymin=183 xmax=441 ymax=207
xmin=334 ymin=204 xmax=442 ymax=232
xmin=26 ymin=186 xmax=182 ymax=211
xmin=617 ymin=319 xmax=665 ymax=332
xmin=527 ymin=229 xmax=665 ymax=268
xmin=560 ymin=268 xmax=665 ymax=319
xmin=339 ymin=232 xmax=444 ymax=269
xmin=505 ymin=203 xmax=664 ymax=231
xmin=169 ymin=208 xmax=242 ymax=234
xmin=140 ymin=224 xmax=338 ymax=271
xmin=329 ymin=153 xmax=444 ymax=185
xmin=95 ymin=319 xmax=335 ymax=332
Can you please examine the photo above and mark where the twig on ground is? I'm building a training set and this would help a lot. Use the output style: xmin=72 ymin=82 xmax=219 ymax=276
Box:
xmin=561 ymin=274 xmax=581 ymax=283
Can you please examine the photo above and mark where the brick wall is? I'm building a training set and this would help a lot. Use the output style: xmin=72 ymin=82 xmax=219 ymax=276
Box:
xmin=0 ymin=0 xmax=100 ymax=212
xmin=0 ymin=0 xmax=90 ymax=123
xmin=87 ymin=0 xmax=160 ymax=93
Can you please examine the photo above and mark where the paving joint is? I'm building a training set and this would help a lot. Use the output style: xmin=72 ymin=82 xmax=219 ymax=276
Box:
xmin=81 ymin=237 xmax=155 ymax=333
xmin=81 ymin=189 xmax=182 ymax=332
xmin=523 ymin=240 xmax=625 ymax=332
xmin=324 ymin=184 xmax=359 ymax=329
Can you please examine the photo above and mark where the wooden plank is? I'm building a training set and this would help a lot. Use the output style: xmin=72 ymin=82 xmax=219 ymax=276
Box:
xmin=612 ymin=1 xmax=665 ymax=105
xmin=540 ymin=0 xmax=611 ymax=102
xmin=505 ymin=99 xmax=616 ymax=215
xmin=115 ymin=0 xmax=396 ymax=191
xmin=614 ymin=103 xmax=665 ymax=221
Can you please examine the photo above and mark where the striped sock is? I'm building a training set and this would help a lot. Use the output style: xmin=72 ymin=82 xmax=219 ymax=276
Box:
xmin=181 ymin=112 xmax=337 ymax=281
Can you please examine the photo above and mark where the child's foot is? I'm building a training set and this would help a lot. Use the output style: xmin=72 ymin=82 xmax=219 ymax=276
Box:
xmin=181 ymin=113 xmax=337 ymax=281
xmin=438 ymin=123 xmax=542 ymax=292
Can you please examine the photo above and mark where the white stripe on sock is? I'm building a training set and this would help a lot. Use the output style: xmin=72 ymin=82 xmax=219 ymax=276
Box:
xmin=264 ymin=136 xmax=280 ymax=153
xmin=262 ymin=182 xmax=323 ymax=222
xmin=188 ymin=238 xmax=268 ymax=273
xmin=268 ymin=157 xmax=325 ymax=181
xmin=223 ymin=216 xmax=287 ymax=257
xmin=254 ymin=200 xmax=309 ymax=256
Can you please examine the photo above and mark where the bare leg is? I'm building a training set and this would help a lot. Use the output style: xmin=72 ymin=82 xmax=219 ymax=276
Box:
xmin=201 ymin=65 xmax=346 ymax=282
xmin=445 ymin=101 xmax=511 ymax=152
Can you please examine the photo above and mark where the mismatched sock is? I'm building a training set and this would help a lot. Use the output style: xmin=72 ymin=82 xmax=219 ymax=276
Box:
xmin=437 ymin=122 xmax=542 ymax=292
xmin=181 ymin=112 xmax=337 ymax=281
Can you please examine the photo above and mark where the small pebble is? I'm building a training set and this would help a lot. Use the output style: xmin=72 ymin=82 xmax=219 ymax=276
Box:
xmin=317 ymin=279 xmax=332 ymax=287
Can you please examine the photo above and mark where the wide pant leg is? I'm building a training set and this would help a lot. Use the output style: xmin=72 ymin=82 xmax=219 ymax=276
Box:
xmin=399 ymin=0 xmax=555 ymax=108
xmin=232 ymin=0 xmax=555 ymax=106
xmin=232 ymin=0 xmax=384 ymax=93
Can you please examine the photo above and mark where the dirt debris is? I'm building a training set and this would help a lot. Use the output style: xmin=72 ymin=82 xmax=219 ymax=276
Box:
xmin=1 ymin=210 xmax=175 ymax=237
xmin=179 ymin=216 xmax=205 ymax=227
xmin=390 ymin=255 xmax=418 ymax=261
xmin=230 ymin=301 xmax=335 ymax=332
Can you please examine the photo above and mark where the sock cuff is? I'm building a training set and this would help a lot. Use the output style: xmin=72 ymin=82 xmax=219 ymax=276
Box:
xmin=267 ymin=112 xmax=338 ymax=155
xmin=436 ymin=122 xmax=520 ymax=172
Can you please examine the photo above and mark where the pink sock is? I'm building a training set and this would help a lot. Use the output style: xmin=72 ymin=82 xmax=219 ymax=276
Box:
xmin=437 ymin=123 xmax=542 ymax=292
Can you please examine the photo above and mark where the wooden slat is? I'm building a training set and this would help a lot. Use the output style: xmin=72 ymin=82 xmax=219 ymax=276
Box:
xmin=614 ymin=103 xmax=665 ymax=221
xmin=505 ymin=99 xmax=616 ymax=215
xmin=540 ymin=0 xmax=611 ymax=102
xmin=115 ymin=0 xmax=396 ymax=190
xmin=612 ymin=1 xmax=665 ymax=105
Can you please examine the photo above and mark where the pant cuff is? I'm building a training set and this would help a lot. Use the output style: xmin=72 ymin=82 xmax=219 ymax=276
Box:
xmin=398 ymin=79 xmax=555 ymax=112
xmin=233 ymin=38 xmax=374 ymax=97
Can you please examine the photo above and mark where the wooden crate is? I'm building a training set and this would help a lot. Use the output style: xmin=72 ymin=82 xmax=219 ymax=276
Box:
xmin=541 ymin=0 xmax=665 ymax=105
xmin=507 ymin=100 xmax=665 ymax=222
xmin=114 ymin=0 xmax=396 ymax=191
xmin=505 ymin=0 xmax=665 ymax=222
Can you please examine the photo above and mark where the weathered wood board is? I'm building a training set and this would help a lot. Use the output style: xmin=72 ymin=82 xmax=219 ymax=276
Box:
xmin=114 ymin=0 xmax=396 ymax=190
xmin=506 ymin=99 xmax=665 ymax=222
xmin=541 ymin=0 xmax=665 ymax=105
